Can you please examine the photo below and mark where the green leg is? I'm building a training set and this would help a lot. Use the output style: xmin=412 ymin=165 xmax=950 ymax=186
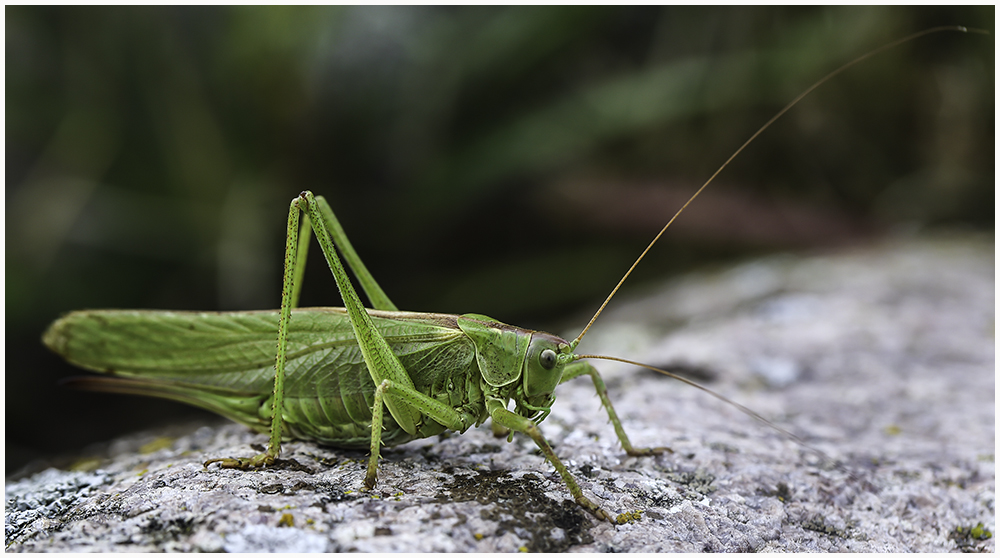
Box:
xmin=296 ymin=191 xmax=420 ymax=433
xmin=488 ymin=400 xmax=614 ymax=524
xmin=561 ymin=361 xmax=670 ymax=456
xmin=367 ymin=379 xmax=390 ymax=488
xmin=288 ymin=195 xmax=397 ymax=312
xmin=302 ymin=191 xmax=454 ymax=488
xmin=206 ymin=196 xmax=303 ymax=469
xmin=313 ymin=195 xmax=397 ymax=311
xmin=289 ymin=213 xmax=311 ymax=310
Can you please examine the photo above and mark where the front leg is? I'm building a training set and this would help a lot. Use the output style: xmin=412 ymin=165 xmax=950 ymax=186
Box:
xmin=560 ymin=361 xmax=671 ymax=457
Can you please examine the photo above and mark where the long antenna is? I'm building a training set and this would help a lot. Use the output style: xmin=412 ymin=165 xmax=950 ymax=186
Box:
xmin=572 ymin=25 xmax=985 ymax=347
xmin=577 ymin=354 xmax=863 ymax=482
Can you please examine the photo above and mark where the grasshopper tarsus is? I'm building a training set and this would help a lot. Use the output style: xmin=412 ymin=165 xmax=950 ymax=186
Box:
xmin=204 ymin=453 xmax=274 ymax=470
xmin=576 ymin=499 xmax=614 ymax=525
xmin=593 ymin=508 xmax=615 ymax=525
xmin=204 ymin=454 xmax=314 ymax=474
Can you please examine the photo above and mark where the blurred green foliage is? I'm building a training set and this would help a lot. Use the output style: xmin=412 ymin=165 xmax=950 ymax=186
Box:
xmin=6 ymin=6 xmax=993 ymax=473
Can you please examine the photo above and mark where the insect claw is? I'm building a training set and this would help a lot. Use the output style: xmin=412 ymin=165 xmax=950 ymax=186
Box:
xmin=204 ymin=452 xmax=274 ymax=470
xmin=588 ymin=506 xmax=615 ymax=525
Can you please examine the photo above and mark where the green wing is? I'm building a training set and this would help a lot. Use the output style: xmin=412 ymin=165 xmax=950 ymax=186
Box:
xmin=45 ymin=308 xmax=476 ymax=444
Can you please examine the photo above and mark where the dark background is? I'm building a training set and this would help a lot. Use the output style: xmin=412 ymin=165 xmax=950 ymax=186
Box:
xmin=7 ymin=6 xmax=993 ymax=475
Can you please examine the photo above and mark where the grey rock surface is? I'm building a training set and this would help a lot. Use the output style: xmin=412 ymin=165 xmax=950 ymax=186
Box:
xmin=6 ymin=235 xmax=994 ymax=552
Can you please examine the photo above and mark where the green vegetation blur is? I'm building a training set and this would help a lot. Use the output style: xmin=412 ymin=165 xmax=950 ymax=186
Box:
xmin=7 ymin=6 xmax=992 ymax=473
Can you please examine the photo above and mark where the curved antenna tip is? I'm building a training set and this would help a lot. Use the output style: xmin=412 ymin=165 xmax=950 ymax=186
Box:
xmin=571 ymin=24 xmax=982 ymax=347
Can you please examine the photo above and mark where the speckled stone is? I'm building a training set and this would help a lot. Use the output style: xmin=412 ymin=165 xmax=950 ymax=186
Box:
xmin=6 ymin=235 xmax=994 ymax=552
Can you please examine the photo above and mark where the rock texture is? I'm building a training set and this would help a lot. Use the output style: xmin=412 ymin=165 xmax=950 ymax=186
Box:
xmin=6 ymin=235 xmax=994 ymax=552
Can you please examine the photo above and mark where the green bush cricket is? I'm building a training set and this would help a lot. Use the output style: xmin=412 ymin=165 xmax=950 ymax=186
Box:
xmin=41 ymin=26 xmax=984 ymax=524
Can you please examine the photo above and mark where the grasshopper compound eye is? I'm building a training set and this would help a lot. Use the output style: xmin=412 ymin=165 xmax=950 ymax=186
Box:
xmin=539 ymin=349 xmax=557 ymax=370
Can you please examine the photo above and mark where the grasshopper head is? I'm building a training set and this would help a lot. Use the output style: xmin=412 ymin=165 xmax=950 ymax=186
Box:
xmin=456 ymin=314 xmax=572 ymax=422
xmin=516 ymin=332 xmax=574 ymax=421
